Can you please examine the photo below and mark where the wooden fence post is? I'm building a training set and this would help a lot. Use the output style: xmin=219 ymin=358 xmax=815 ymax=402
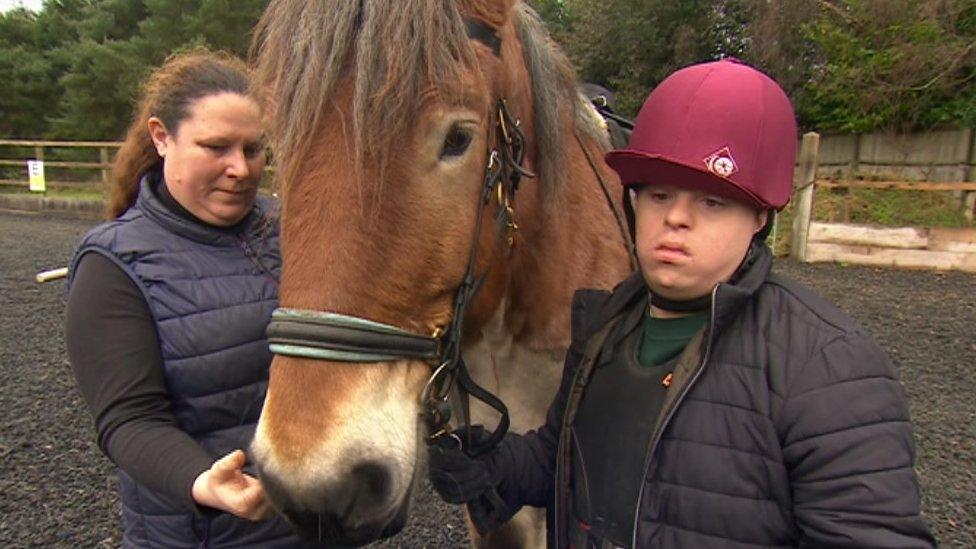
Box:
xmin=100 ymin=147 xmax=110 ymax=186
xmin=965 ymin=128 xmax=975 ymax=223
xmin=792 ymin=132 xmax=820 ymax=262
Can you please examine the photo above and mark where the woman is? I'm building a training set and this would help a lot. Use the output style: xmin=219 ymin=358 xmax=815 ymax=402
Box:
xmin=428 ymin=59 xmax=934 ymax=548
xmin=65 ymin=50 xmax=311 ymax=548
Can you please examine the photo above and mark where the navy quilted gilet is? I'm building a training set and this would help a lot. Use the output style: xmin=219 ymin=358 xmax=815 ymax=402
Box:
xmin=69 ymin=177 xmax=311 ymax=548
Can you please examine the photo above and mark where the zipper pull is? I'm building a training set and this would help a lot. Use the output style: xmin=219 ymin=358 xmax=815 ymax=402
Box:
xmin=238 ymin=235 xmax=269 ymax=275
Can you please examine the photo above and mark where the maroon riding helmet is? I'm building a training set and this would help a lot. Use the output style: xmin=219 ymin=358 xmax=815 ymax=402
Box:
xmin=605 ymin=58 xmax=798 ymax=211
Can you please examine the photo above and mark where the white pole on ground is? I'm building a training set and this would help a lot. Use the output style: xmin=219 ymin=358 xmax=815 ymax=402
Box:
xmin=35 ymin=267 xmax=68 ymax=283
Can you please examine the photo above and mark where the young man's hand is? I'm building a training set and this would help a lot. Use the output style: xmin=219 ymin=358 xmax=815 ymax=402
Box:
xmin=427 ymin=426 xmax=496 ymax=503
xmin=428 ymin=426 xmax=511 ymax=535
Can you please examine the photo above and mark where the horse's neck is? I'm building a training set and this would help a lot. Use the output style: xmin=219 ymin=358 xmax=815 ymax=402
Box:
xmin=504 ymin=130 xmax=632 ymax=352
xmin=463 ymin=298 xmax=564 ymax=432
xmin=460 ymin=130 xmax=630 ymax=431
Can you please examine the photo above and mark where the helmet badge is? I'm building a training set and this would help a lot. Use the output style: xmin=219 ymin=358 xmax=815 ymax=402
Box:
xmin=704 ymin=147 xmax=738 ymax=178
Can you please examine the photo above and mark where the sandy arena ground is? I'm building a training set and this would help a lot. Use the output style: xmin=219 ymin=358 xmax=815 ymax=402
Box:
xmin=1 ymin=209 xmax=972 ymax=547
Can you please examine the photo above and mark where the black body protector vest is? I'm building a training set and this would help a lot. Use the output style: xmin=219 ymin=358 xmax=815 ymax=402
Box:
xmin=568 ymin=296 xmax=674 ymax=549
xmin=563 ymin=243 xmax=760 ymax=548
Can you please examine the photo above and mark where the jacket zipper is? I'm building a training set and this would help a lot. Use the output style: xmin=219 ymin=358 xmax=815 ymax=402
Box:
xmin=630 ymin=285 xmax=719 ymax=548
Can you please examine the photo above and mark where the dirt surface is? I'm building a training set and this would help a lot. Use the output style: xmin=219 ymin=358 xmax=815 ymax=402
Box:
xmin=1 ymin=209 xmax=973 ymax=547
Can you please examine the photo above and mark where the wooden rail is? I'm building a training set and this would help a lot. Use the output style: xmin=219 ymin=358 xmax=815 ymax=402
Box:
xmin=0 ymin=139 xmax=121 ymax=188
xmin=0 ymin=139 xmax=120 ymax=148
xmin=0 ymin=159 xmax=111 ymax=169
xmin=817 ymin=180 xmax=976 ymax=191
xmin=791 ymin=132 xmax=976 ymax=272
xmin=0 ymin=139 xmax=274 ymax=189
xmin=0 ymin=178 xmax=94 ymax=187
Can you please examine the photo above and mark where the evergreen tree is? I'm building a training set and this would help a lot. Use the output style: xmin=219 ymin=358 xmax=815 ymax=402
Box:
xmin=799 ymin=0 xmax=976 ymax=131
xmin=2 ymin=0 xmax=974 ymax=139
xmin=48 ymin=0 xmax=267 ymax=140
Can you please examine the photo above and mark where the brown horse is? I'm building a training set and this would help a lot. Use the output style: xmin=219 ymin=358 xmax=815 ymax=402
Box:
xmin=250 ymin=0 xmax=631 ymax=546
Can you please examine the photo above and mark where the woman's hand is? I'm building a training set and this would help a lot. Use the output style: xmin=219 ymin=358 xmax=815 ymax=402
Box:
xmin=192 ymin=449 xmax=274 ymax=521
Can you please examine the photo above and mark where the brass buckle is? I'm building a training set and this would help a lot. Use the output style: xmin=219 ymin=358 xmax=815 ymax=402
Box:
xmin=498 ymin=104 xmax=512 ymax=145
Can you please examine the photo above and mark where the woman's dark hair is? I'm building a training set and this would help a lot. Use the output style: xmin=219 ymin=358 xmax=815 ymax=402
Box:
xmin=106 ymin=49 xmax=251 ymax=218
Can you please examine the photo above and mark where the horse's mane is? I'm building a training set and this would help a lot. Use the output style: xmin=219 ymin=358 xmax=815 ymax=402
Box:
xmin=251 ymin=0 xmax=607 ymax=195
xmin=515 ymin=4 xmax=611 ymax=189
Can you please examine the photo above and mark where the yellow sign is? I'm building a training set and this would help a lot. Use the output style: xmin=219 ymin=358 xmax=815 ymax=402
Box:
xmin=28 ymin=160 xmax=46 ymax=192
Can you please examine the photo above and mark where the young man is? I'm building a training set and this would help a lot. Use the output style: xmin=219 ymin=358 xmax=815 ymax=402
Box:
xmin=428 ymin=59 xmax=935 ymax=548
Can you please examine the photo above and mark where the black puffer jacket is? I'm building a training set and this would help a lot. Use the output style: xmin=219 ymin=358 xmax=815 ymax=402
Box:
xmin=481 ymin=244 xmax=935 ymax=548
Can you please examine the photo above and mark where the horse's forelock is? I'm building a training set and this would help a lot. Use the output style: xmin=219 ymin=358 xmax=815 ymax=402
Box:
xmin=253 ymin=0 xmax=602 ymax=198
xmin=253 ymin=0 xmax=477 ymax=195
xmin=251 ymin=0 xmax=360 ymax=190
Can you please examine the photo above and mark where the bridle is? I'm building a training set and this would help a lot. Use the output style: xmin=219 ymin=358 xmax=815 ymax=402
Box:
xmin=266 ymin=18 xmax=530 ymax=457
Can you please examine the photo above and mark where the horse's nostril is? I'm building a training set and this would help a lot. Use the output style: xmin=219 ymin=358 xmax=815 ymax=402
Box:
xmin=262 ymin=460 xmax=404 ymax=545
xmin=351 ymin=461 xmax=393 ymax=505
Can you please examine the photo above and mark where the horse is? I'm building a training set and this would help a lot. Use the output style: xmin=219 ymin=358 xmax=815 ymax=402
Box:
xmin=249 ymin=1 xmax=632 ymax=546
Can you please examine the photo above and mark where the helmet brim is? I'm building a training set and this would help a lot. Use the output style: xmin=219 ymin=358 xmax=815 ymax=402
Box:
xmin=605 ymin=149 xmax=771 ymax=210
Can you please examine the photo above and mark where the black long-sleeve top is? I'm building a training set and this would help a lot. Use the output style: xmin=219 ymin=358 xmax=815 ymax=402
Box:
xmin=65 ymin=180 xmax=245 ymax=511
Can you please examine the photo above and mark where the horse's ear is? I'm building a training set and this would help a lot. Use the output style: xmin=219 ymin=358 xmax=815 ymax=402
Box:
xmin=459 ymin=0 xmax=517 ymax=28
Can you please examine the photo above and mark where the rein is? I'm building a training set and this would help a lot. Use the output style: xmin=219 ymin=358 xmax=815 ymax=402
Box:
xmin=267 ymin=18 xmax=529 ymax=457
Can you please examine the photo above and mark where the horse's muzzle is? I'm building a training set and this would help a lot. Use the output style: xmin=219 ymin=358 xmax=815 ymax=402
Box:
xmin=260 ymin=460 xmax=409 ymax=546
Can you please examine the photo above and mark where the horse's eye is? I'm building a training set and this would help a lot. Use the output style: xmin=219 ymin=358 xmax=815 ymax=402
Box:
xmin=440 ymin=126 xmax=473 ymax=159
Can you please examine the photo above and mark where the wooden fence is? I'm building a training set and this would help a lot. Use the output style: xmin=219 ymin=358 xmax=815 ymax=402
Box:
xmin=814 ymin=127 xmax=975 ymax=184
xmin=791 ymin=132 xmax=976 ymax=273
xmin=0 ymin=139 xmax=121 ymax=188
xmin=0 ymin=139 xmax=275 ymax=190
